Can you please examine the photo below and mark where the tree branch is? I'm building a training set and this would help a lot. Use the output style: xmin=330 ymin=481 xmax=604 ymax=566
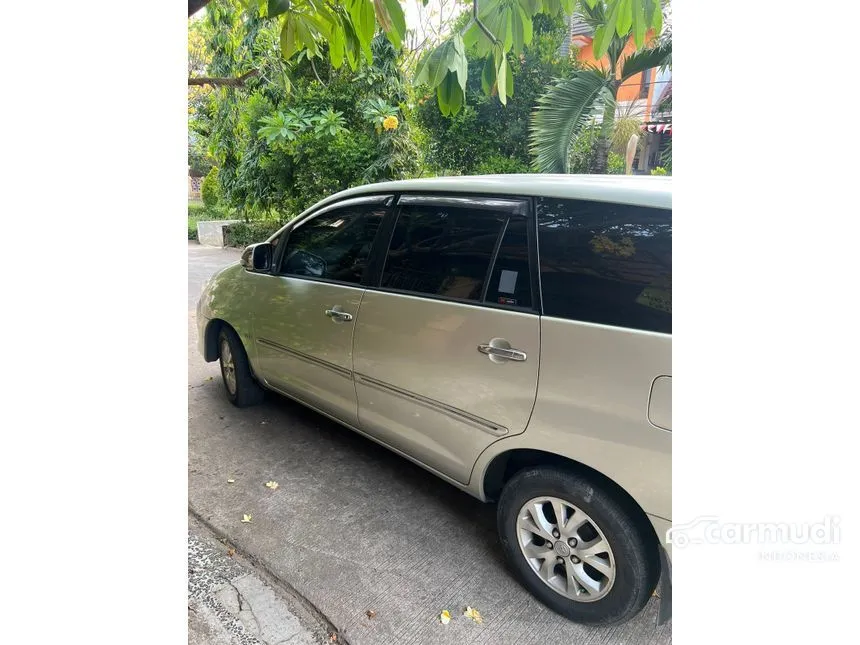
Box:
xmin=310 ymin=58 xmax=326 ymax=87
xmin=188 ymin=70 xmax=258 ymax=87
xmin=472 ymin=0 xmax=499 ymax=45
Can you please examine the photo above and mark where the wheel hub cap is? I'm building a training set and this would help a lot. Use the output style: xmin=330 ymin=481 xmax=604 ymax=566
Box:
xmin=515 ymin=496 xmax=616 ymax=602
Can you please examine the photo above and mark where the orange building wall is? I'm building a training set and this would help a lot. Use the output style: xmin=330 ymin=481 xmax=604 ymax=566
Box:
xmin=572 ymin=30 xmax=656 ymax=118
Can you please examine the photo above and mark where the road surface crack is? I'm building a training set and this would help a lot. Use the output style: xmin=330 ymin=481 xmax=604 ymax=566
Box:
xmin=229 ymin=581 xmax=263 ymax=641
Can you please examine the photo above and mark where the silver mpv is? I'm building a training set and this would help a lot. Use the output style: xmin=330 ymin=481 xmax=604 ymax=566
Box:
xmin=197 ymin=174 xmax=672 ymax=625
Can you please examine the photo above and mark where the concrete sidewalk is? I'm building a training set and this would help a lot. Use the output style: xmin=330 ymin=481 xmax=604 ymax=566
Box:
xmin=189 ymin=516 xmax=332 ymax=645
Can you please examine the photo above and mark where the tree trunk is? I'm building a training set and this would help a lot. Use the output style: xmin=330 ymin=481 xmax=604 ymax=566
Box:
xmin=590 ymin=137 xmax=610 ymax=174
xmin=588 ymin=87 xmax=617 ymax=174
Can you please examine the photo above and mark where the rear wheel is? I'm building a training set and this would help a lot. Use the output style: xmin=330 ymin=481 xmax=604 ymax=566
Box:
xmin=218 ymin=327 xmax=264 ymax=408
xmin=497 ymin=467 xmax=659 ymax=625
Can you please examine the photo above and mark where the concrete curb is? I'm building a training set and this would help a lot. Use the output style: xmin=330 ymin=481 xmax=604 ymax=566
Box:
xmin=189 ymin=511 xmax=340 ymax=645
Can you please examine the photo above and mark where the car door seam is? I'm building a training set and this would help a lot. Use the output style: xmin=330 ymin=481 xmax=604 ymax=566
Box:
xmin=351 ymin=288 xmax=369 ymax=425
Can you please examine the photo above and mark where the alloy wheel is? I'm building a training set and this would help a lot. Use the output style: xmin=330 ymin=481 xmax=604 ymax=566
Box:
xmin=515 ymin=496 xmax=616 ymax=602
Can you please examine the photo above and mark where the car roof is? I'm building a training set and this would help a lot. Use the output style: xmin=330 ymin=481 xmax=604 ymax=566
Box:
xmin=305 ymin=174 xmax=672 ymax=215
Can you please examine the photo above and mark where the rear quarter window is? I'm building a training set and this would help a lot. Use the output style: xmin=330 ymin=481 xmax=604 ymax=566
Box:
xmin=537 ymin=197 xmax=671 ymax=334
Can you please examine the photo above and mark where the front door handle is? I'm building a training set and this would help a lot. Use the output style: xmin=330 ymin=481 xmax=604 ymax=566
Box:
xmin=477 ymin=340 xmax=527 ymax=362
xmin=325 ymin=307 xmax=353 ymax=322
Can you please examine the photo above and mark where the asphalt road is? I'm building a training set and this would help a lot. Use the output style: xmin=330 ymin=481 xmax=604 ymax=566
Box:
xmin=188 ymin=241 xmax=672 ymax=645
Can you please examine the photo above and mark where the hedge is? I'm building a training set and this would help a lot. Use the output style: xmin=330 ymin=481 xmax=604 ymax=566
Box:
xmin=223 ymin=221 xmax=284 ymax=248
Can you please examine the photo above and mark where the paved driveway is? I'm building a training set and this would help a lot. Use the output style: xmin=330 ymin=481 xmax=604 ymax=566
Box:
xmin=188 ymin=242 xmax=672 ymax=645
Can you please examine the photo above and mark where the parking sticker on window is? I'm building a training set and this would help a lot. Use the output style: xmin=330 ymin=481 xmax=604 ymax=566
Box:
xmin=498 ymin=269 xmax=518 ymax=294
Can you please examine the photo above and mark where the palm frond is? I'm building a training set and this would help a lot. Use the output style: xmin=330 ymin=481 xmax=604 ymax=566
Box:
xmin=529 ymin=69 xmax=611 ymax=173
xmin=620 ymin=42 xmax=672 ymax=80
xmin=605 ymin=32 xmax=629 ymax=73
xmin=575 ymin=2 xmax=606 ymax=29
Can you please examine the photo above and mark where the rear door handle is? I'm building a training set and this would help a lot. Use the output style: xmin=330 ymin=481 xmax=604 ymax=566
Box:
xmin=477 ymin=341 xmax=527 ymax=362
xmin=325 ymin=307 xmax=353 ymax=322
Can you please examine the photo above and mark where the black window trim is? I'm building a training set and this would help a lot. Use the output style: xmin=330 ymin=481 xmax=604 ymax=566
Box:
xmin=363 ymin=191 xmax=539 ymax=315
xmin=527 ymin=196 xmax=544 ymax=315
xmin=479 ymin=216 xmax=510 ymax=303
xmin=272 ymin=194 xmax=395 ymax=287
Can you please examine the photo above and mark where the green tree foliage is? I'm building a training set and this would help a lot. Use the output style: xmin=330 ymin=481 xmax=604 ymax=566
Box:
xmin=529 ymin=1 xmax=670 ymax=172
xmin=202 ymin=167 xmax=222 ymax=206
xmin=416 ymin=13 xmax=568 ymax=175
xmin=231 ymin=0 xmax=664 ymax=116
xmin=419 ymin=0 xmax=661 ymax=114
xmin=191 ymin=1 xmax=423 ymax=220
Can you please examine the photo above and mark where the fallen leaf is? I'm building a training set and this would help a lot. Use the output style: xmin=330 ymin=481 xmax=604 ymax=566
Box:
xmin=241 ymin=514 xmax=252 ymax=523
xmin=439 ymin=609 xmax=451 ymax=625
xmin=365 ymin=609 xmax=376 ymax=619
xmin=329 ymin=633 xmax=337 ymax=642
xmin=227 ymin=548 xmax=236 ymax=557
xmin=227 ymin=478 xmax=235 ymax=484
xmin=265 ymin=480 xmax=279 ymax=490
xmin=206 ymin=376 xmax=213 ymax=381
xmin=463 ymin=606 xmax=483 ymax=624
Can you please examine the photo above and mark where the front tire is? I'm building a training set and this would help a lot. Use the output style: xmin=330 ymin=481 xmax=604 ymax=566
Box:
xmin=218 ymin=327 xmax=265 ymax=408
xmin=497 ymin=467 xmax=659 ymax=625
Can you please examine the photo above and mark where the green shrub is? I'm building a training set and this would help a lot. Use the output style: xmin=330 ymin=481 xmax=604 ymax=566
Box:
xmin=287 ymin=131 xmax=376 ymax=214
xmin=607 ymin=152 xmax=626 ymax=175
xmin=568 ymin=126 xmax=600 ymax=174
xmin=201 ymin=167 xmax=221 ymax=208
xmin=473 ymin=154 xmax=530 ymax=175
xmin=651 ymin=166 xmax=668 ymax=175
xmin=224 ymin=220 xmax=284 ymax=248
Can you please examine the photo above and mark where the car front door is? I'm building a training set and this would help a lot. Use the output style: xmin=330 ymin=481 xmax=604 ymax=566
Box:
xmin=253 ymin=195 xmax=391 ymax=427
xmin=352 ymin=194 xmax=541 ymax=484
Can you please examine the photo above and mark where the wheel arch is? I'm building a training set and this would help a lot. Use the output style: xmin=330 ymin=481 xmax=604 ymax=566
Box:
xmin=202 ymin=318 xmax=231 ymax=362
xmin=481 ymin=448 xmax=660 ymax=549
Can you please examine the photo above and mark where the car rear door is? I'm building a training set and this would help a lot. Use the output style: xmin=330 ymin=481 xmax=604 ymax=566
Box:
xmin=352 ymin=194 xmax=540 ymax=484
xmin=253 ymin=195 xmax=391 ymax=427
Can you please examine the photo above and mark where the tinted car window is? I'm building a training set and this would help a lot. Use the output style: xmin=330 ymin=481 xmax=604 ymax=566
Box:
xmin=484 ymin=218 xmax=532 ymax=309
xmin=537 ymin=198 xmax=671 ymax=333
xmin=280 ymin=205 xmax=386 ymax=285
xmin=381 ymin=204 xmax=507 ymax=301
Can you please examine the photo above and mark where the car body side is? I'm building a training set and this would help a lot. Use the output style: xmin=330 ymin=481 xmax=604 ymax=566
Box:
xmin=197 ymin=175 xmax=672 ymax=562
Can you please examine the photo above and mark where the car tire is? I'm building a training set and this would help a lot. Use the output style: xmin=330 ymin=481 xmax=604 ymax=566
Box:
xmin=497 ymin=466 xmax=660 ymax=625
xmin=218 ymin=326 xmax=265 ymax=408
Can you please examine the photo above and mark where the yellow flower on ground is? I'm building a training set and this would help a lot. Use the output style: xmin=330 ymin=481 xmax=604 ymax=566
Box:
xmin=382 ymin=115 xmax=399 ymax=131
xmin=439 ymin=609 xmax=451 ymax=625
